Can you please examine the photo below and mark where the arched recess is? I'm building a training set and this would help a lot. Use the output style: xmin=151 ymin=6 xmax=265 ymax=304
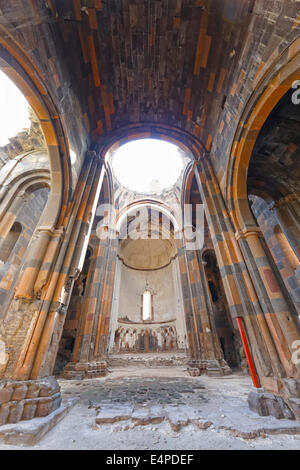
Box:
xmin=0 ymin=178 xmax=51 ymax=319
xmin=227 ymin=37 xmax=300 ymax=233
xmin=0 ymin=27 xmax=72 ymax=229
xmin=108 ymin=200 xmax=188 ymax=357
xmin=223 ymin=37 xmax=300 ymax=398
xmin=57 ymin=127 xmax=230 ymax=379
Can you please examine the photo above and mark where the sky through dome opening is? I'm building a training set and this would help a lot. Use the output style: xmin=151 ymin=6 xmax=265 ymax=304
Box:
xmin=111 ymin=139 xmax=184 ymax=193
xmin=0 ymin=71 xmax=31 ymax=147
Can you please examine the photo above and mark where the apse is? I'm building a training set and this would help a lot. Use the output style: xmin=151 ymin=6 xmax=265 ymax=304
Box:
xmin=108 ymin=206 xmax=188 ymax=356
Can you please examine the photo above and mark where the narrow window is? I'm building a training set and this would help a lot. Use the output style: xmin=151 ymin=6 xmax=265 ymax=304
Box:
xmin=142 ymin=290 xmax=152 ymax=321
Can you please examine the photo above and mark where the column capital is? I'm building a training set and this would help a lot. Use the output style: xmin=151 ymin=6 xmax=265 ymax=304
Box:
xmin=235 ymin=226 xmax=263 ymax=241
xmin=36 ymin=225 xmax=65 ymax=236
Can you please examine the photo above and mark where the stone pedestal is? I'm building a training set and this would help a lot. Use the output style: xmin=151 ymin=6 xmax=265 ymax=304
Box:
xmin=187 ymin=359 xmax=231 ymax=377
xmin=63 ymin=361 xmax=108 ymax=380
xmin=0 ymin=376 xmax=61 ymax=426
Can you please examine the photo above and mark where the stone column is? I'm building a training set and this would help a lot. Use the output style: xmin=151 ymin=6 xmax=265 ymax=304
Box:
xmin=271 ymin=194 xmax=300 ymax=260
xmin=107 ymin=256 xmax=122 ymax=352
xmin=176 ymin=234 xmax=230 ymax=376
xmin=171 ymin=257 xmax=188 ymax=350
xmin=29 ymin=157 xmax=104 ymax=380
xmin=64 ymin=230 xmax=118 ymax=379
xmin=0 ymin=152 xmax=103 ymax=426
xmin=194 ymin=157 xmax=300 ymax=419
xmin=236 ymin=228 xmax=300 ymax=373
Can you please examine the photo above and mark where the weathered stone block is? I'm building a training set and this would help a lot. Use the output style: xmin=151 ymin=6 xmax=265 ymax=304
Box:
xmin=11 ymin=383 xmax=28 ymax=401
xmin=248 ymin=389 xmax=295 ymax=420
xmin=0 ymin=384 xmax=13 ymax=404
xmin=248 ymin=389 xmax=269 ymax=416
xmin=36 ymin=397 xmax=53 ymax=418
xmin=0 ymin=404 xmax=10 ymax=426
xmin=283 ymin=378 xmax=300 ymax=398
xmin=26 ymin=382 xmax=40 ymax=399
xmin=167 ymin=408 xmax=189 ymax=432
xmin=22 ymin=400 xmax=38 ymax=420
xmin=7 ymin=402 xmax=24 ymax=424
xmin=39 ymin=377 xmax=60 ymax=397
xmin=188 ymin=368 xmax=200 ymax=376
xmin=63 ymin=371 xmax=84 ymax=380
xmin=288 ymin=398 xmax=300 ymax=420
xmin=73 ymin=363 xmax=87 ymax=371
xmin=267 ymin=395 xmax=294 ymax=420
xmin=96 ymin=405 xmax=133 ymax=424
xmin=36 ymin=392 xmax=61 ymax=417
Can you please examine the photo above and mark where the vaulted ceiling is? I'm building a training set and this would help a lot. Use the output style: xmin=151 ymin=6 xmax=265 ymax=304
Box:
xmin=1 ymin=0 xmax=299 ymax=194
xmin=0 ymin=0 xmax=252 ymax=146
xmin=53 ymin=0 xmax=252 ymax=142
xmin=248 ymin=88 xmax=300 ymax=199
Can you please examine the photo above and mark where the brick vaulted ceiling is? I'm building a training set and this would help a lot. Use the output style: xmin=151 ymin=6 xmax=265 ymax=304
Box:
xmin=0 ymin=0 xmax=253 ymax=150
xmin=54 ymin=0 xmax=252 ymax=142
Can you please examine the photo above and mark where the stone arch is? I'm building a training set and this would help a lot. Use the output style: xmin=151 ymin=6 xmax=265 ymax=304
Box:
xmin=0 ymin=31 xmax=72 ymax=229
xmin=99 ymin=123 xmax=205 ymax=164
xmin=226 ymin=37 xmax=300 ymax=233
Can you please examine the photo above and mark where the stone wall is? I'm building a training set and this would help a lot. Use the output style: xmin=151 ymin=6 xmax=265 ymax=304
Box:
xmin=0 ymin=187 xmax=50 ymax=316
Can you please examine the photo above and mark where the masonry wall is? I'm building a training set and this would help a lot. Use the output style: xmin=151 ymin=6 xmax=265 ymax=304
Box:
xmin=0 ymin=187 xmax=50 ymax=317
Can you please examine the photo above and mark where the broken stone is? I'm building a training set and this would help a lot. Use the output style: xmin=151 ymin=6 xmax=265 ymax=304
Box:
xmin=192 ymin=419 xmax=212 ymax=430
xmin=96 ymin=405 xmax=133 ymax=424
xmin=166 ymin=408 xmax=189 ymax=432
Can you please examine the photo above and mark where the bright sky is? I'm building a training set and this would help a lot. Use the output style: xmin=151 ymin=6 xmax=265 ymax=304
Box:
xmin=112 ymin=139 xmax=183 ymax=193
xmin=0 ymin=71 xmax=30 ymax=146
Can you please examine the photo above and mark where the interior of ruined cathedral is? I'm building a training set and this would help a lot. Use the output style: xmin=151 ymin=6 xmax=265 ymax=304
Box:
xmin=0 ymin=0 xmax=300 ymax=450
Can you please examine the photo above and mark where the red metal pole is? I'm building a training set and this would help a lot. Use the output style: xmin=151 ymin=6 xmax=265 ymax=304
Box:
xmin=236 ymin=317 xmax=260 ymax=388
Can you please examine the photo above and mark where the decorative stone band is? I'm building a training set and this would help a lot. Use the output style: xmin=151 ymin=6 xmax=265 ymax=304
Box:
xmin=0 ymin=376 xmax=61 ymax=426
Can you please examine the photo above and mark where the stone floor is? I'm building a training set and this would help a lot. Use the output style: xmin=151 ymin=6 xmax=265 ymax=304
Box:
xmin=0 ymin=367 xmax=300 ymax=450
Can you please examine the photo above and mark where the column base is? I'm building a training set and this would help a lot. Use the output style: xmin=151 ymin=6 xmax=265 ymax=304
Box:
xmin=282 ymin=378 xmax=300 ymax=420
xmin=187 ymin=359 xmax=231 ymax=377
xmin=63 ymin=361 xmax=108 ymax=380
xmin=0 ymin=376 xmax=61 ymax=426
xmin=248 ymin=387 xmax=295 ymax=420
